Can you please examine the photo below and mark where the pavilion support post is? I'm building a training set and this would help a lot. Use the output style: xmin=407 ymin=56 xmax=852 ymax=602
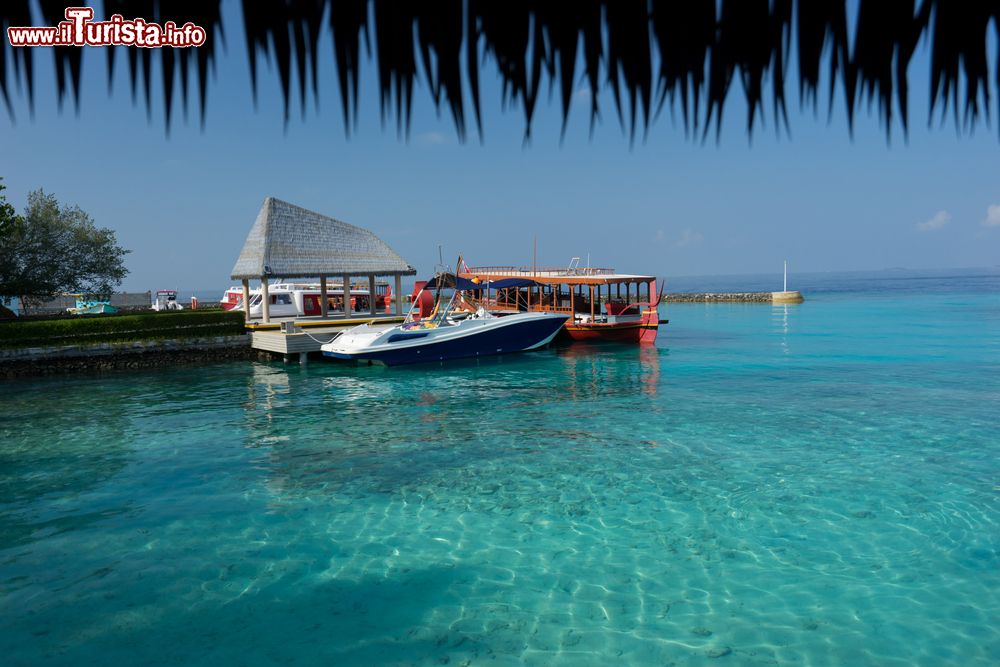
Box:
xmin=369 ymin=274 xmax=378 ymax=316
xmin=343 ymin=275 xmax=352 ymax=318
xmin=260 ymin=278 xmax=271 ymax=324
xmin=319 ymin=275 xmax=328 ymax=318
xmin=241 ymin=279 xmax=250 ymax=323
xmin=394 ymin=275 xmax=403 ymax=315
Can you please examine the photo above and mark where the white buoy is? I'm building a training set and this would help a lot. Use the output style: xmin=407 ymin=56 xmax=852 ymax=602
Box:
xmin=772 ymin=259 xmax=804 ymax=303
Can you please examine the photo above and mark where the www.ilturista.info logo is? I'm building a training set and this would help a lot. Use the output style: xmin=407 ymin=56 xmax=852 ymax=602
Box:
xmin=7 ymin=7 xmax=206 ymax=48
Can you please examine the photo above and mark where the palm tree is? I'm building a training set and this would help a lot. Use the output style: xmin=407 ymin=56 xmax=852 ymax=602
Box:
xmin=2 ymin=1 xmax=997 ymax=141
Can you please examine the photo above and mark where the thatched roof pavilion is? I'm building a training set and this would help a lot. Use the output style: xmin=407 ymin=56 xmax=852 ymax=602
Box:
xmin=231 ymin=197 xmax=415 ymax=323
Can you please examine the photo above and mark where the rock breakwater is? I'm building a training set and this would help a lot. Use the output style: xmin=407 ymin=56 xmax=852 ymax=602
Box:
xmin=662 ymin=292 xmax=776 ymax=303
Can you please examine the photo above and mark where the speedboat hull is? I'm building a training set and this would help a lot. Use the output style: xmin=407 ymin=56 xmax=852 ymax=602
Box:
xmin=322 ymin=311 xmax=567 ymax=366
xmin=563 ymin=321 xmax=656 ymax=343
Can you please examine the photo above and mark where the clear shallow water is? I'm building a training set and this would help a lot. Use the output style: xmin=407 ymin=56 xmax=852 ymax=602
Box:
xmin=1 ymin=283 xmax=999 ymax=666
xmin=663 ymin=266 xmax=1000 ymax=297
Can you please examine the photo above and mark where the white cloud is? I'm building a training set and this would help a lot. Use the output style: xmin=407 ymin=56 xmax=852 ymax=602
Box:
xmin=655 ymin=229 xmax=665 ymax=242
xmin=983 ymin=204 xmax=1000 ymax=227
xmin=415 ymin=131 xmax=448 ymax=146
xmin=673 ymin=229 xmax=703 ymax=248
xmin=916 ymin=210 xmax=950 ymax=232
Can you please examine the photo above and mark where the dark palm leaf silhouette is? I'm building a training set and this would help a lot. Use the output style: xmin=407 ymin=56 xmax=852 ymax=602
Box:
xmin=2 ymin=0 xmax=998 ymax=140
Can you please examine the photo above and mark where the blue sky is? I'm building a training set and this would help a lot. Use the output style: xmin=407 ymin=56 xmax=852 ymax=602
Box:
xmin=2 ymin=1 xmax=998 ymax=294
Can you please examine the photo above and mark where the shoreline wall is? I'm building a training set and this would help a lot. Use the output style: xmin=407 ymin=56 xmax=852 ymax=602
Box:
xmin=0 ymin=335 xmax=266 ymax=379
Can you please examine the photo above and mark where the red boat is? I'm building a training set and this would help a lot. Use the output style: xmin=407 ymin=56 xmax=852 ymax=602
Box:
xmin=564 ymin=299 xmax=660 ymax=343
xmin=460 ymin=261 xmax=664 ymax=344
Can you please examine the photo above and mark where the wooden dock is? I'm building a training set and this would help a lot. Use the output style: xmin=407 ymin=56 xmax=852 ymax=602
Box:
xmin=248 ymin=313 xmax=404 ymax=361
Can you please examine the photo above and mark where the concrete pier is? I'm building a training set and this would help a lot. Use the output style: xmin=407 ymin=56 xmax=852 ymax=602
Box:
xmin=771 ymin=290 xmax=805 ymax=303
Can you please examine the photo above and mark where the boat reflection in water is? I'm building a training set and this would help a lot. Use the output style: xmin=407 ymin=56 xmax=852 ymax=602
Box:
xmin=557 ymin=339 xmax=662 ymax=399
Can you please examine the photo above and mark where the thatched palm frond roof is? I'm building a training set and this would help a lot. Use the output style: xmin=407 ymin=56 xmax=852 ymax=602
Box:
xmin=230 ymin=197 xmax=415 ymax=280
xmin=2 ymin=1 xmax=998 ymax=140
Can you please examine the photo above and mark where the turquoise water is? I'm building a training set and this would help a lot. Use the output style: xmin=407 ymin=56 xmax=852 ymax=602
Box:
xmin=2 ymin=283 xmax=999 ymax=665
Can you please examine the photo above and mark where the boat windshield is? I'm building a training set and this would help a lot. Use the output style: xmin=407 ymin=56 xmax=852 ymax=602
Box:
xmin=403 ymin=287 xmax=456 ymax=329
xmin=404 ymin=283 xmax=491 ymax=329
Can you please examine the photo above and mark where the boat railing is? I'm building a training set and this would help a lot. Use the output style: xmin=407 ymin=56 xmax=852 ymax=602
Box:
xmin=478 ymin=295 xmax=576 ymax=314
xmin=482 ymin=298 xmax=520 ymax=311
xmin=467 ymin=265 xmax=617 ymax=277
xmin=528 ymin=304 xmax=574 ymax=314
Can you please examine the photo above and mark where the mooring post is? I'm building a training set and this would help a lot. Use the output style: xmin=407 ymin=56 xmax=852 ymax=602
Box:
xmin=241 ymin=278 xmax=250 ymax=323
xmin=394 ymin=274 xmax=403 ymax=315
xmin=343 ymin=275 xmax=352 ymax=318
xmin=320 ymin=275 xmax=328 ymax=318
xmin=260 ymin=278 xmax=271 ymax=324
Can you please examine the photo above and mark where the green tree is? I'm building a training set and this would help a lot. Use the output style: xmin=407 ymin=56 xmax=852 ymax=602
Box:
xmin=0 ymin=185 xmax=129 ymax=314
xmin=0 ymin=180 xmax=24 ymax=317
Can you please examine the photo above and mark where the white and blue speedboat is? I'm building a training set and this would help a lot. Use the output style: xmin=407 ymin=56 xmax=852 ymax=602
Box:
xmin=321 ymin=275 xmax=568 ymax=366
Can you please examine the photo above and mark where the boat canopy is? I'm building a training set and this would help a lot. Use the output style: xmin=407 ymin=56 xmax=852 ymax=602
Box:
xmin=423 ymin=273 xmax=542 ymax=290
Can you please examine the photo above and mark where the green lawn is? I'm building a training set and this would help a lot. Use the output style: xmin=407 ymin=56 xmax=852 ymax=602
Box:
xmin=0 ymin=309 xmax=246 ymax=349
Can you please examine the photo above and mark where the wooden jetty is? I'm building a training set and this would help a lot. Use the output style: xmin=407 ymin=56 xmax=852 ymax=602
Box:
xmin=247 ymin=313 xmax=403 ymax=362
